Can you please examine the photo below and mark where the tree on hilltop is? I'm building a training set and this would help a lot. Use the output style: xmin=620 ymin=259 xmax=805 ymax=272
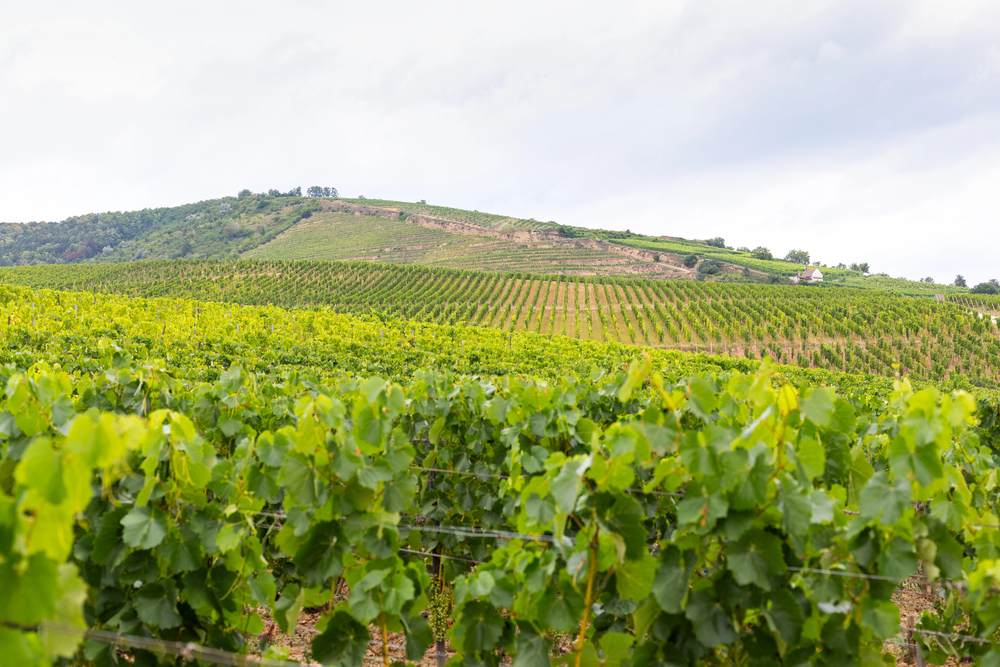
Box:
xmin=751 ymin=247 xmax=772 ymax=260
xmin=307 ymin=186 xmax=338 ymax=197
xmin=784 ymin=249 xmax=810 ymax=265
xmin=954 ymin=275 xmax=967 ymax=287
xmin=705 ymin=237 xmax=726 ymax=248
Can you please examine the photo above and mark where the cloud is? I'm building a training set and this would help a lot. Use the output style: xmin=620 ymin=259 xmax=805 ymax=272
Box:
xmin=0 ymin=0 xmax=998 ymax=282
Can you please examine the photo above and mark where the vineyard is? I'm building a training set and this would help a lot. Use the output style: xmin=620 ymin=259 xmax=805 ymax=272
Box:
xmin=242 ymin=213 xmax=641 ymax=276
xmin=337 ymin=199 xmax=560 ymax=231
xmin=3 ymin=259 xmax=999 ymax=386
xmin=3 ymin=281 xmax=1000 ymax=667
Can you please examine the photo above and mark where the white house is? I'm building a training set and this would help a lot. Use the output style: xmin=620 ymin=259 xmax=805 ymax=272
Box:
xmin=797 ymin=267 xmax=823 ymax=283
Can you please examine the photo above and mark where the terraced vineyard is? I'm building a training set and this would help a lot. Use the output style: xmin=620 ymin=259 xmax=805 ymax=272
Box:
xmin=338 ymin=198 xmax=559 ymax=231
xmin=243 ymin=212 xmax=647 ymax=275
xmin=4 ymin=258 xmax=998 ymax=385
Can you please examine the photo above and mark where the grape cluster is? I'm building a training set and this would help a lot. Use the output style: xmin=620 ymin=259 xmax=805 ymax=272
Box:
xmin=428 ymin=574 xmax=452 ymax=641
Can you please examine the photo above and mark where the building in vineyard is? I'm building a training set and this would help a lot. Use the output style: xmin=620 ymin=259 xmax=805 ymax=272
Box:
xmin=794 ymin=267 xmax=824 ymax=283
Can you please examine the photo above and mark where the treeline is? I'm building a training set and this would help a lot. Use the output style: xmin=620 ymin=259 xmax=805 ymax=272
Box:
xmin=0 ymin=186 xmax=340 ymax=267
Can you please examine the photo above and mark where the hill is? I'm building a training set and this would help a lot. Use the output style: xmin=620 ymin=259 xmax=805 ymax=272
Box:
xmin=1 ymin=191 xmax=979 ymax=294
xmin=4 ymin=258 xmax=997 ymax=386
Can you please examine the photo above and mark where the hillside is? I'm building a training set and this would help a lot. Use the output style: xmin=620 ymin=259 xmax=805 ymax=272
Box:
xmin=2 ymin=191 xmax=978 ymax=294
xmin=4 ymin=258 xmax=997 ymax=386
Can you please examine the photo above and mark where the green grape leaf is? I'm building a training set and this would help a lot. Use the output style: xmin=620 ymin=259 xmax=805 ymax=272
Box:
xmin=764 ymin=588 xmax=803 ymax=645
xmin=0 ymin=553 xmax=59 ymax=625
xmin=512 ymin=631 xmax=553 ymax=667
xmin=15 ymin=438 xmax=66 ymax=505
xmin=90 ymin=506 xmax=128 ymax=566
xmin=652 ymin=547 xmax=694 ymax=614
xmin=120 ymin=506 xmax=167 ymax=550
xmin=455 ymin=600 xmax=505 ymax=653
xmin=550 ymin=458 xmax=588 ymax=514
xmin=311 ymin=611 xmax=370 ymax=667
xmin=796 ymin=436 xmax=825 ymax=482
xmin=616 ymin=553 xmax=657 ymax=602
xmin=877 ymin=537 xmax=917 ymax=580
xmin=603 ymin=495 xmax=647 ymax=561
xmin=134 ymin=580 xmax=182 ymax=629
xmin=294 ymin=521 xmax=347 ymax=588
xmin=800 ymin=387 xmax=835 ymax=427
xmin=538 ymin=585 xmax=583 ymax=632
xmin=0 ymin=627 xmax=45 ymax=667
xmin=382 ymin=474 xmax=416 ymax=513
xmin=677 ymin=489 xmax=728 ymax=532
xmin=401 ymin=612 xmax=434 ymax=661
xmin=278 ymin=454 xmax=321 ymax=506
xmin=860 ymin=597 xmax=900 ymax=640
xmin=687 ymin=377 xmax=718 ymax=419
xmin=685 ymin=590 xmax=738 ymax=647
xmin=273 ymin=584 xmax=305 ymax=635
xmin=776 ymin=483 xmax=812 ymax=537
xmin=600 ymin=632 xmax=634 ymax=667
xmin=858 ymin=472 xmax=911 ymax=525
xmin=727 ymin=529 xmax=786 ymax=591
xmin=847 ymin=446 xmax=874 ymax=507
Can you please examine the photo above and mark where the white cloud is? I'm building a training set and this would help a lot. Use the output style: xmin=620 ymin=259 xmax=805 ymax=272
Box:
xmin=0 ymin=0 xmax=998 ymax=282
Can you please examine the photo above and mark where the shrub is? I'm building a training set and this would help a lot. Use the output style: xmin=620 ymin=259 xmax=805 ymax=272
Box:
xmin=683 ymin=254 xmax=698 ymax=268
xmin=971 ymin=282 xmax=1000 ymax=295
xmin=698 ymin=260 xmax=722 ymax=275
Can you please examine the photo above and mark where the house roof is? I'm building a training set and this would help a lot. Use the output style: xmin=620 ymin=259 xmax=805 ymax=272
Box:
xmin=801 ymin=268 xmax=822 ymax=277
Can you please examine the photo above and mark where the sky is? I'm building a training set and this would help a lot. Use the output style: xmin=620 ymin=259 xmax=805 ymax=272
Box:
xmin=1 ymin=1 xmax=999 ymax=284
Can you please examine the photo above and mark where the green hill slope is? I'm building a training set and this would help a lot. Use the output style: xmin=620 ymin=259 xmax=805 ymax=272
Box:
xmin=243 ymin=210 xmax=674 ymax=276
xmin=0 ymin=191 xmax=980 ymax=295
xmin=4 ymin=258 xmax=997 ymax=386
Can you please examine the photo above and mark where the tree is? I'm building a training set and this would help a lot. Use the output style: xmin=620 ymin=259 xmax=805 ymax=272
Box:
xmin=705 ymin=237 xmax=726 ymax=248
xmin=850 ymin=262 xmax=871 ymax=274
xmin=237 ymin=189 xmax=252 ymax=200
xmin=955 ymin=275 xmax=968 ymax=287
xmin=736 ymin=246 xmax=750 ymax=253
xmin=419 ymin=199 xmax=427 ymax=204
xmin=751 ymin=247 xmax=772 ymax=261
xmin=179 ymin=239 xmax=193 ymax=257
xmin=287 ymin=187 xmax=302 ymax=197
xmin=683 ymin=254 xmax=698 ymax=268
xmin=971 ymin=282 xmax=1000 ymax=295
xmin=922 ymin=277 xmax=935 ymax=284
xmin=784 ymin=249 xmax=810 ymax=265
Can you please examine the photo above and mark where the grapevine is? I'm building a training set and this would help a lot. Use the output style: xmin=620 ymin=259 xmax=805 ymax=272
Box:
xmin=1 ymin=282 xmax=1000 ymax=665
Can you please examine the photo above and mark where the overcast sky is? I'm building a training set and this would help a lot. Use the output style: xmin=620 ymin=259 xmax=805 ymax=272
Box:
xmin=2 ymin=1 xmax=999 ymax=283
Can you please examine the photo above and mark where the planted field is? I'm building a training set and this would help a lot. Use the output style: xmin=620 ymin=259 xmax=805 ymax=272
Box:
xmin=244 ymin=212 xmax=649 ymax=275
xmin=338 ymin=198 xmax=559 ymax=231
xmin=3 ymin=280 xmax=1000 ymax=666
xmin=3 ymin=258 xmax=999 ymax=385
